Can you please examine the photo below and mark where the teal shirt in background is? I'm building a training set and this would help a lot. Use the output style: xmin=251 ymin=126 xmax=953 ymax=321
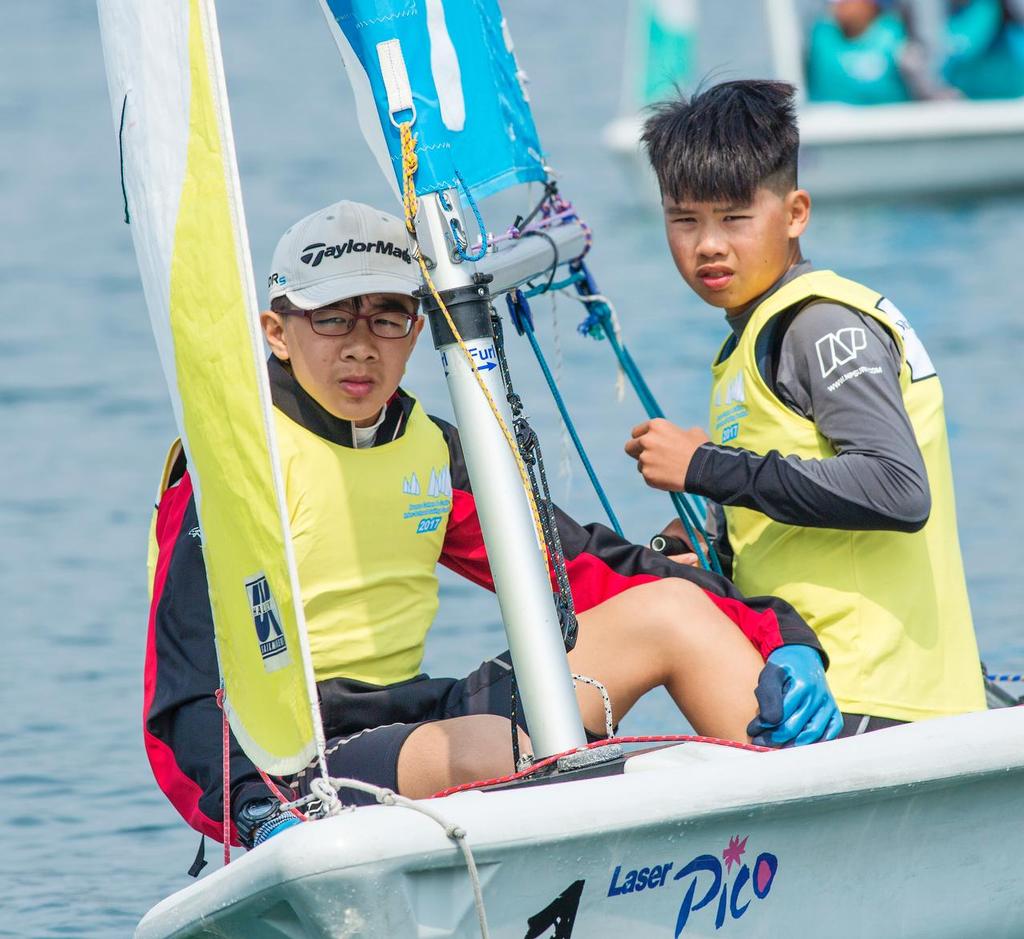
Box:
xmin=807 ymin=12 xmax=911 ymax=105
xmin=944 ymin=0 xmax=1024 ymax=99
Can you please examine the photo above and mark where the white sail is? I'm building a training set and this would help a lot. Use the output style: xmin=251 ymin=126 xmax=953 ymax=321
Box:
xmin=97 ymin=0 xmax=326 ymax=776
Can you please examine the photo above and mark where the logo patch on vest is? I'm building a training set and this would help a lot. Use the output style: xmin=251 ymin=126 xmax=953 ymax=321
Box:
xmin=428 ymin=465 xmax=452 ymax=498
xmin=713 ymin=372 xmax=745 ymax=408
xmin=245 ymin=572 xmax=291 ymax=672
xmin=403 ymin=464 xmax=453 ymax=527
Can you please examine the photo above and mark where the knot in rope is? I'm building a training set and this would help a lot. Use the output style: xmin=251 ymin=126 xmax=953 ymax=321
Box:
xmin=309 ymin=776 xmax=344 ymax=816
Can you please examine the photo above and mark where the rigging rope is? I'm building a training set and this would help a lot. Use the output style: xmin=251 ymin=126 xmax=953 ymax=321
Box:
xmin=506 ymin=289 xmax=624 ymax=536
xmin=569 ymin=261 xmax=722 ymax=574
xmin=215 ymin=686 xmax=231 ymax=865
xmin=452 ymin=169 xmax=489 ymax=262
xmin=432 ymin=734 xmax=771 ymax=799
xmin=397 ymin=120 xmax=550 ymax=565
xmin=301 ymin=776 xmax=492 ymax=939
xmin=492 ymin=198 xmax=720 ymax=573
xmin=491 ymin=307 xmax=581 ymax=769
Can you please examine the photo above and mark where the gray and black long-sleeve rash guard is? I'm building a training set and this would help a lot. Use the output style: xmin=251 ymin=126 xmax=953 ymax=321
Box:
xmin=686 ymin=260 xmax=931 ymax=535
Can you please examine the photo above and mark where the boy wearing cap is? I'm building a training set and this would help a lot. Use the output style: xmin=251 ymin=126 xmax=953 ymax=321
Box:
xmin=145 ymin=200 xmax=838 ymax=850
xmin=626 ymin=80 xmax=985 ymax=738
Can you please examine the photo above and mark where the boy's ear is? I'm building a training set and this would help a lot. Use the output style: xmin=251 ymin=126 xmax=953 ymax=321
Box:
xmin=410 ymin=313 xmax=425 ymax=347
xmin=786 ymin=189 xmax=811 ymax=239
xmin=261 ymin=310 xmax=290 ymax=361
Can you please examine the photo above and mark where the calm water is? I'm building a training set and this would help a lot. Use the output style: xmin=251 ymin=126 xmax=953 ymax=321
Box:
xmin=3 ymin=3 xmax=1023 ymax=935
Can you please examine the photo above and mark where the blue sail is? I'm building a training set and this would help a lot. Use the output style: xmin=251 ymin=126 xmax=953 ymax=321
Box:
xmin=321 ymin=0 xmax=546 ymax=200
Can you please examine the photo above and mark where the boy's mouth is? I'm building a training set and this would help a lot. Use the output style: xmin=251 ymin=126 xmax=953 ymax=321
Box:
xmin=339 ymin=376 xmax=375 ymax=398
xmin=697 ymin=265 xmax=734 ymax=291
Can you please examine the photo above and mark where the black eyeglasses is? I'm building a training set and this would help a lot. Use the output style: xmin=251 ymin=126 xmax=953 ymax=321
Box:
xmin=285 ymin=305 xmax=416 ymax=339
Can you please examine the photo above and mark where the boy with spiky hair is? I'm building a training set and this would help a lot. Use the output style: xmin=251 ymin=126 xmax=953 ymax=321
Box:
xmin=625 ymin=80 xmax=985 ymax=735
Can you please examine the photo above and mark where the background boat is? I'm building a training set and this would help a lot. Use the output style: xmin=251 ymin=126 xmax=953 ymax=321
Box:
xmin=603 ymin=0 xmax=1024 ymax=201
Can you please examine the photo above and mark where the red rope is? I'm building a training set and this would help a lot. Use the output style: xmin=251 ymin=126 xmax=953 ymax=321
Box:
xmin=257 ymin=767 xmax=307 ymax=822
xmin=215 ymin=688 xmax=231 ymax=865
xmin=432 ymin=734 xmax=770 ymax=799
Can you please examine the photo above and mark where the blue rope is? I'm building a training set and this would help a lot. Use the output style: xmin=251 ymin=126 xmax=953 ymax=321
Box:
xmin=570 ymin=261 xmax=722 ymax=574
xmin=522 ymin=270 xmax=586 ymax=299
xmin=987 ymin=673 xmax=1023 ymax=682
xmin=506 ymin=291 xmax=624 ymax=537
xmin=452 ymin=170 xmax=488 ymax=262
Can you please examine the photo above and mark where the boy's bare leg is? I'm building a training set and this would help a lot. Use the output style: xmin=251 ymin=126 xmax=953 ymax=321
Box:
xmin=398 ymin=579 xmax=761 ymax=798
xmin=397 ymin=715 xmax=530 ymax=799
xmin=570 ymin=579 xmax=761 ymax=741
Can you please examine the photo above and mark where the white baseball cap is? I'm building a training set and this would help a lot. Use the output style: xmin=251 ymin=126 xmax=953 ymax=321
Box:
xmin=267 ymin=200 xmax=421 ymax=309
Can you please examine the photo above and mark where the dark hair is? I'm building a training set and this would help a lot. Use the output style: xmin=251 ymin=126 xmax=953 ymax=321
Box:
xmin=270 ymin=294 xmax=367 ymax=313
xmin=641 ymin=80 xmax=799 ymax=204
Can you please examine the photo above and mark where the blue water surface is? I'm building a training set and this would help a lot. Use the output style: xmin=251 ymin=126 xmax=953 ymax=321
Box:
xmin=2 ymin=2 xmax=1022 ymax=935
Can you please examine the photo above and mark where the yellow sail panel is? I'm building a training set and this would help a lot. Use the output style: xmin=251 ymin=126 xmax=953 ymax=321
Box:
xmin=162 ymin=0 xmax=321 ymax=775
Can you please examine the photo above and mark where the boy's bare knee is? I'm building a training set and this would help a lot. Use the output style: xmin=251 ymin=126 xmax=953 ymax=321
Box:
xmin=449 ymin=715 xmax=527 ymax=780
xmin=398 ymin=715 xmax=527 ymax=798
xmin=635 ymin=578 xmax=707 ymax=630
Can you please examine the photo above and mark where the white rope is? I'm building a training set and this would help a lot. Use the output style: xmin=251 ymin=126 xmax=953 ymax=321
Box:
xmin=549 ymin=289 xmax=574 ymax=499
xmin=572 ymin=673 xmax=615 ymax=738
xmin=307 ymin=776 xmax=491 ymax=939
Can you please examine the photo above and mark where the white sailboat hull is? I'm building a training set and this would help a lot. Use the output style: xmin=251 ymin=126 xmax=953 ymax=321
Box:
xmin=137 ymin=706 xmax=1024 ymax=938
xmin=603 ymin=98 xmax=1024 ymax=202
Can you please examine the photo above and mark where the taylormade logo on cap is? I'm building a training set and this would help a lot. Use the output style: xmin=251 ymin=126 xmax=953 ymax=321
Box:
xmin=268 ymin=200 xmax=421 ymax=309
xmin=299 ymin=239 xmax=413 ymax=268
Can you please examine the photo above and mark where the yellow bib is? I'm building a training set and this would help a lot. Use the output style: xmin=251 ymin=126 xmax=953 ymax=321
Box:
xmin=273 ymin=400 xmax=452 ymax=685
xmin=709 ymin=270 xmax=984 ymax=720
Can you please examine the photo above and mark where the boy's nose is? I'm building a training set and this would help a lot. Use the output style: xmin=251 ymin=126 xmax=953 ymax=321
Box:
xmin=340 ymin=322 xmax=379 ymax=359
xmin=696 ymin=227 xmax=727 ymax=258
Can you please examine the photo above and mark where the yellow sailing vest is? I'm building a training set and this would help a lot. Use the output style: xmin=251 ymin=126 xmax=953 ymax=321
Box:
xmin=273 ymin=400 xmax=452 ymax=685
xmin=150 ymin=401 xmax=453 ymax=687
xmin=709 ymin=270 xmax=984 ymax=721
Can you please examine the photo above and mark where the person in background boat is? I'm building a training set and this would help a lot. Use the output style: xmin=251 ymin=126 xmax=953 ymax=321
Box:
xmin=629 ymin=79 xmax=986 ymax=739
xmin=805 ymin=0 xmax=959 ymax=102
xmin=941 ymin=0 xmax=1024 ymax=98
xmin=145 ymin=201 xmax=841 ymax=851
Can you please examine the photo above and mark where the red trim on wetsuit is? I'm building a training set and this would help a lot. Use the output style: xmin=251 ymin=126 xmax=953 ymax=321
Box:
xmin=144 ymin=474 xmax=237 ymax=845
xmin=438 ymin=488 xmax=493 ymax=589
xmin=440 ymin=486 xmax=786 ymax=661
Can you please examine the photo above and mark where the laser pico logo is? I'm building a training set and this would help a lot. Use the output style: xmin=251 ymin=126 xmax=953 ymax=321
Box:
xmin=299 ymin=238 xmax=413 ymax=268
xmin=606 ymin=834 xmax=779 ymax=935
xmin=245 ymin=572 xmax=291 ymax=673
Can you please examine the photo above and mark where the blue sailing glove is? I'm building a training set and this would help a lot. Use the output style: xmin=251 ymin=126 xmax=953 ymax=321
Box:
xmin=746 ymin=645 xmax=843 ymax=748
